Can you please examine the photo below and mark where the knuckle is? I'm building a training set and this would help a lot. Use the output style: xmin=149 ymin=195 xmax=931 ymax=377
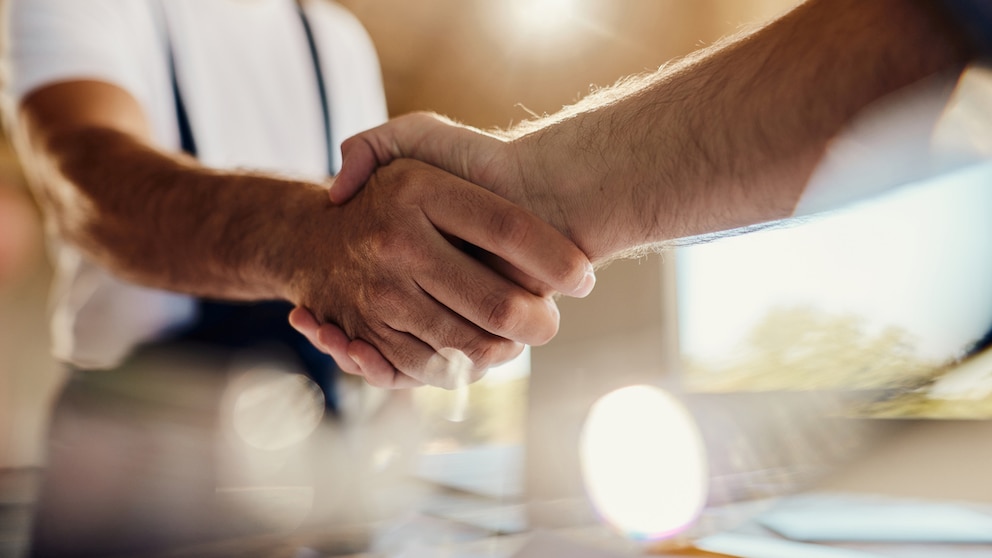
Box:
xmin=483 ymin=292 xmax=527 ymax=335
xmin=553 ymin=252 xmax=587 ymax=290
xmin=423 ymin=336 xmax=514 ymax=389
xmin=487 ymin=207 xmax=533 ymax=253
xmin=463 ymin=338 xmax=522 ymax=384
xmin=381 ymin=164 xmax=426 ymax=202
xmin=340 ymin=134 xmax=360 ymax=152
xmin=462 ymin=338 xmax=499 ymax=371
xmin=361 ymin=224 xmax=413 ymax=264
xmin=408 ymin=111 xmax=437 ymax=126
xmin=362 ymin=233 xmax=390 ymax=260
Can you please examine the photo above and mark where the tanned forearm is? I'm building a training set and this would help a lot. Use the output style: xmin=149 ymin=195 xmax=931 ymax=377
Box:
xmin=508 ymin=0 xmax=973 ymax=260
xmin=30 ymin=124 xmax=322 ymax=302
xmin=16 ymin=80 xmax=601 ymax=382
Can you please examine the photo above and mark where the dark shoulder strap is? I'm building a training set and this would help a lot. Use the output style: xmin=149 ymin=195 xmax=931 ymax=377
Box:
xmin=297 ymin=1 xmax=335 ymax=175
xmin=159 ymin=2 xmax=198 ymax=157
xmin=168 ymin=38 xmax=198 ymax=157
xmin=163 ymin=0 xmax=334 ymax=172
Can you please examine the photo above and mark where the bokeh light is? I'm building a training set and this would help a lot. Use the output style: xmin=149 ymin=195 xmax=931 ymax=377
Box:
xmin=580 ymin=385 xmax=708 ymax=540
xmin=225 ymin=368 xmax=325 ymax=451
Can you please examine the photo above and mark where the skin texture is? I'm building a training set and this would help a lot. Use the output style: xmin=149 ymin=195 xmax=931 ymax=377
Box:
xmin=14 ymin=80 xmax=595 ymax=389
xmin=296 ymin=0 xmax=974 ymax=383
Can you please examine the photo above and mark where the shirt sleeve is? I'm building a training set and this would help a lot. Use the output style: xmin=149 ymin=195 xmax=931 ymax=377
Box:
xmin=2 ymin=0 xmax=146 ymax=106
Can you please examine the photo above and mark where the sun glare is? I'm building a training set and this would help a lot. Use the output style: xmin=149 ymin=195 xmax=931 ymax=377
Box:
xmin=580 ymin=385 xmax=708 ymax=540
xmin=509 ymin=0 xmax=579 ymax=35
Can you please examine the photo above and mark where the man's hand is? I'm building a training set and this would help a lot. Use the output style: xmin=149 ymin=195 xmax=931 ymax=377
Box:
xmin=329 ymin=113 xmax=581 ymax=250
xmin=288 ymin=158 xmax=595 ymax=389
xmin=330 ymin=113 xmax=506 ymax=205
xmin=328 ymin=111 xmax=633 ymax=265
xmin=293 ymin=114 xmax=604 ymax=385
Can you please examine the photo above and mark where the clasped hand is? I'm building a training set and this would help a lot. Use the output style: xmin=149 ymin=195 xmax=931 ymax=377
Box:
xmin=290 ymin=157 xmax=593 ymax=389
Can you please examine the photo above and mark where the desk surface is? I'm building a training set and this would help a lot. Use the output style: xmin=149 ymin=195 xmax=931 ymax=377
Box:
xmin=6 ymin=346 xmax=992 ymax=557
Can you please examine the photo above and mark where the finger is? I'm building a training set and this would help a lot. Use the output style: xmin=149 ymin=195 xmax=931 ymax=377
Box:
xmin=412 ymin=231 xmax=563 ymax=346
xmin=384 ymin=282 xmax=526 ymax=369
xmin=333 ymin=113 xmax=455 ymax=204
xmin=357 ymin=325 xmax=449 ymax=388
xmin=348 ymin=340 xmax=423 ymax=389
xmin=315 ymin=323 xmax=363 ymax=376
xmin=331 ymin=136 xmax=381 ymax=204
xmin=464 ymin=244 xmax=556 ymax=297
xmin=289 ymin=306 xmax=329 ymax=355
xmin=422 ymin=178 xmax=595 ymax=299
xmin=360 ymin=326 xmax=486 ymax=390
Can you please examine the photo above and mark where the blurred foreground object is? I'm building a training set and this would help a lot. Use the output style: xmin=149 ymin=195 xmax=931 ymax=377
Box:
xmin=580 ymin=386 xmax=707 ymax=541
xmin=0 ymin=152 xmax=60 ymax=473
xmin=0 ymin=182 xmax=40 ymax=291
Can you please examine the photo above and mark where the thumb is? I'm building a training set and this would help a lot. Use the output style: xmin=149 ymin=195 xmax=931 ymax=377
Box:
xmin=330 ymin=112 xmax=500 ymax=204
xmin=329 ymin=135 xmax=382 ymax=204
xmin=329 ymin=112 xmax=443 ymax=204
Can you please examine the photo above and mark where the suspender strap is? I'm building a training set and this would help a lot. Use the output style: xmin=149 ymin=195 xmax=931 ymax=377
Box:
xmin=297 ymin=1 xmax=335 ymax=174
xmin=164 ymin=0 xmax=334 ymax=173
xmin=161 ymin=1 xmax=340 ymax=413
xmin=163 ymin=8 xmax=198 ymax=156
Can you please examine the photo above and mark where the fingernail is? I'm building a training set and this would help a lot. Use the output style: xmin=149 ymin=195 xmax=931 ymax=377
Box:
xmin=574 ymin=269 xmax=596 ymax=298
xmin=349 ymin=351 xmax=366 ymax=374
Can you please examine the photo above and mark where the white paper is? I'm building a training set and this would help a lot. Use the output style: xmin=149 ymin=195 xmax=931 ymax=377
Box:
xmin=759 ymin=496 xmax=992 ymax=543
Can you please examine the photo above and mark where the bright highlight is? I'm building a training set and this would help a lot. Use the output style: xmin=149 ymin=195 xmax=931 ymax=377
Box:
xmin=508 ymin=0 xmax=580 ymax=36
xmin=580 ymin=385 xmax=708 ymax=540
xmin=226 ymin=368 xmax=325 ymax=451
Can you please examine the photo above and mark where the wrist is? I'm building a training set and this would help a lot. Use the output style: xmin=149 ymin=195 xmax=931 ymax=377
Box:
xmin=255 ymin=181 xmax=333 ymax=304
xmin=511 ymin=110 xmax=667 ymax=265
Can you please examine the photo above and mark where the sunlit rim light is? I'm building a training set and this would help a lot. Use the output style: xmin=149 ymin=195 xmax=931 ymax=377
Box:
xmin=580 ymin=385 xmax=708 ymax=540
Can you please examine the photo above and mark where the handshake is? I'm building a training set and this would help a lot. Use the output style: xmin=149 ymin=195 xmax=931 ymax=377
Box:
xmin=288 ymin=113 xmax=610 ymax=390
xmin=288 ymin=0 xmax=974 ymax=387
xmin=9 ymin=0 xmax=968 ymax=391
xmin=286 ymin=0 xmax=969 ymax=389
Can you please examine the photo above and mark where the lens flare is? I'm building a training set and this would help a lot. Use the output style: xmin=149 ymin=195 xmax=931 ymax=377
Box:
xmin=580 ymin=385 xmax=708 ymax=540
xmin=422 ymin=348 xmax=474 ymax=421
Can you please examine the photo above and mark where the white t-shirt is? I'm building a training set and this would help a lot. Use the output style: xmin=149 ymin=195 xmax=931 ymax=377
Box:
xmin=2 ymin=0 xmax=388 ymax=368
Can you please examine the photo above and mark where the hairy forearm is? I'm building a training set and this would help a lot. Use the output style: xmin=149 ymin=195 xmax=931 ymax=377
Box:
xmin=34 ymin=125 xmax=321 ymax=301
xmin=511 ymin=0 xmax=972 ymax=260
